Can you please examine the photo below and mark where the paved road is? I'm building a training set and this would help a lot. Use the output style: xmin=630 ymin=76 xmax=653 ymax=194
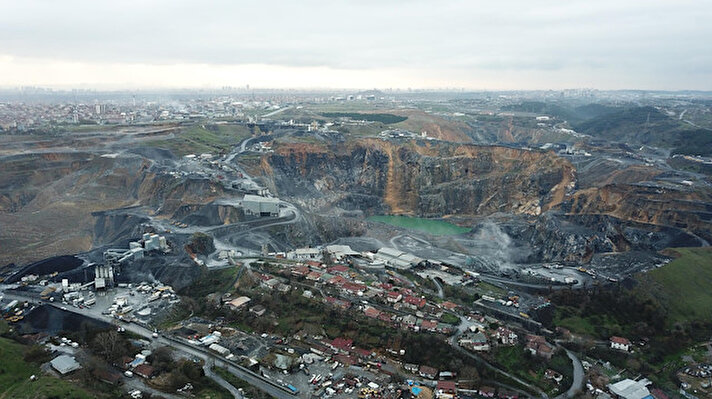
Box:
xmin=431 ymin=276 xmax=445 ymax=299
xmin=124 ymin=376 xmax=184 ymax=399
xmin=224 ymin=136 xmax=253 ymax=163
xmin=479 ymin=274 xmax=588 ymax=291
xmin=449 ymin=316 xmax=548 ymax=399
xmin=214 ymin=360 xmax=295 ymax=399
xmin=204 ymin=358 xmax=243 ymax=399
xmin=262 ymin=106 xmax=292 ymax=118
xmin=448 ymin=339 xmax=548 ymax=399
xmin=556 ymin=348 xmax=584 ymax=399
xmin=1 ymin=290 xmax=295 ymax=399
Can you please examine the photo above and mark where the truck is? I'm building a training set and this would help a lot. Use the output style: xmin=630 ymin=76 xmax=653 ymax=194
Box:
xmin=40 ymin=287 xmax=56 ymax=300
xmin=2 ymin=300 xmax=18 ymax=314
xmin=286 ymin=384 xmax=299 ymax=394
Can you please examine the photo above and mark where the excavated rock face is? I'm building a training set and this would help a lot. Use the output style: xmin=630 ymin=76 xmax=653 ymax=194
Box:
xmin=563 ymin=184 xmax=712 ymax=244
xmin=251 ymin=139 xmax=575 ymax=218
xmin=0 ymin=151 xmax=228 ymax=266
xmin=497 ymin=212 xmax=706 ymax=264
xmin=92 ymin=211 xmax=151 ymax=247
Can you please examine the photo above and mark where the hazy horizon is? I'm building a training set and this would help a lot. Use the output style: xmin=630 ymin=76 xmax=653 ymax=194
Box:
xmin=2 ymin=0 xmax=711 ymax=91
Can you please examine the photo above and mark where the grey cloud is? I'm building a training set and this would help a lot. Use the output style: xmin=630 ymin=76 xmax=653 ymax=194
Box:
xmin=0 ymin=0 xmax=711 ymax=87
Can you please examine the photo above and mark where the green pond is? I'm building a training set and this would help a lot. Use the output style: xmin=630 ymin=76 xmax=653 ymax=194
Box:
xmin=367 ymin=215 xmax=470 ymax=235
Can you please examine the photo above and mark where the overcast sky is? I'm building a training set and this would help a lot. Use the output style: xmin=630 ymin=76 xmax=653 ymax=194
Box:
xmin=1 ymin=0 xmax=710 ymax=90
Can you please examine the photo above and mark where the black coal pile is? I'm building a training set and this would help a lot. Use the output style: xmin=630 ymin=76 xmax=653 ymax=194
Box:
xmin=5 ymin=255 xmax=83 ymax=284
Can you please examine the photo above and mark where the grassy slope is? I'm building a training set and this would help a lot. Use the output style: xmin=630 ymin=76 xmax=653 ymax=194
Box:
xmin=554 ymin=248 xmax=712 ymax=336
xmin=180 ymin=266 xmax=239 ymax=298
xmin=636 ymin=247 xmax=712 ymax=325
xmin=0 ymin=333 xmax=95 ymax=399
xmin=572 ymin=106 xmax=712 ymax=156
xmin=493 ymin=345 xmax=572 ymax=395
xmin=143 ymin=124 xmax=251 ymax=156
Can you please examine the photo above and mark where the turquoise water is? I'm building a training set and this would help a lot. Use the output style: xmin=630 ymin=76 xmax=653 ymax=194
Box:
xmin=368 ymin=215 xmax=470 ymax=235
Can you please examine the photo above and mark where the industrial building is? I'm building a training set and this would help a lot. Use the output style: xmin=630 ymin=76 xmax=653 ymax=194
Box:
xmin=287 ymin=247 xmax=322 ymax=261
xmin=103 ymin=234 xmax=168 ymax=271
xmin=142 ymin=233 xmax=168 ymax=252
xmin=608 ymin=379 xmax=653 ymax=399
xmin=94 ymin=264 xmax=114 ymax=289
xmin=325 ymin=245 xmax=359 ymax=261
xmin=227 ymin=296 xmax=251 ymax=309
xmin=240 ymin=194 xmax=280 ymax=217
xmin=104 ymin=243 xmax=144 ymax=270
xmin=373 ymin=247 xmax=424 ymax=270
xmin=50 ymin=355 xmax=82 ymax=375
xmin=209 ymin=343 xmax=231 ymax=356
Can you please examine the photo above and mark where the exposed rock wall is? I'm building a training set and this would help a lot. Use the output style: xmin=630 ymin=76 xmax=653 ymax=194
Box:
xmin=0 ymin=151 xmax=228 ymax=266
xmin=563 ymin=184 xmax=712 ymax=244
xmin=252 ymin=139 xmax=575 ymax=218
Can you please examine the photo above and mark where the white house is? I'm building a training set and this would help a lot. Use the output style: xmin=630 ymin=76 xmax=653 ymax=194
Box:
xmin=610 ymin=336 xmax=631 ymax=352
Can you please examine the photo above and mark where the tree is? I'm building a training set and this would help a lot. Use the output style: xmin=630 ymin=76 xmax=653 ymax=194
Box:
xmin=460 ymin=366 xmax=481 ymax=386
xmin=149 ymin=346 xmax=174 ymax=373
xmin=185 ymin=232 xmax=215 ymax=256
xmin=91 ymin=330 xmax=130 ymax=363
xmin=23 ymin=344 xmax=51 ymax=364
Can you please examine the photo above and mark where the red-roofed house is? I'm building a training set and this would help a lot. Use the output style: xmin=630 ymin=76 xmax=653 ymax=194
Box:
xmin=341 ymin=282 xmax=366 ymax=295
xmin=436 ymin=380 xmax=457 ymax=399
xmin=610 ymin=336 xmax=631 ymax=351
xmin=93 ymin=369 xmax=122 ymax=385
xmin=499 ymin=390 xmax=519 ymax=399
xmin=479 ymin=386 xmax=496 ymax=397
xmin=419 ymin=365 xmax=438 ymax=379
xmin=324 ymin=296 xmax=351 ymax=310
xmin=306 ymin=260 xmax=323 ymax=268
xmin=352 ymin=348 xmax=372 ymax=359
xmin=404 ymin=295 xmax=426 ymax=309
xmin=334 ymin=354 xmax=357 ymax=366
xmin=421 ymin=320 xmax=438 ymax=332
xmin=378 ymin=312 xmax=394 ymax=323
xmin=134 ymin=364 xmax=157 ymax=379
xmin=327 ymin=265 xmax=350 ymax=275
xmin=328 ymin=275 xmax=347 ymax=286
xmin=386 ymin=291 xmax=403 ymax=303
xmin=306 ymin=271 xmax=322 ymax=281
xmin=117 ymin=356 xmax=133 ymax=370
xmin=651 ymin=388 xmax=670 ymax=399
xmin=545 ymin=369 xmax=563 ymax=383
xmin=364 ymin=306 xmax=381 ymax=319
xmin=330 ymin=337 xmax=353 ymax=353
xmin=310 ymin=344 xmax=333 ymax=356
xmin=525 ymin=335 xmax=555 ymax=359
xmin=440 ymin=301 xmax=458 ymax=310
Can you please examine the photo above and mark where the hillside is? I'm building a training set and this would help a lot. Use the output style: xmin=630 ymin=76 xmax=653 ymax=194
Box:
xmin=502 ymin=101 xmax=619 ymax=124
xmin=0 ymin=326 xmax=97 ymax=398
xmin=573 ymin=106 xmax=712 ymax=155
xmin=249 ymin=138 xmax=574 ymax=217
xmin=635 ymin=247 xmax=712 ymax=326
